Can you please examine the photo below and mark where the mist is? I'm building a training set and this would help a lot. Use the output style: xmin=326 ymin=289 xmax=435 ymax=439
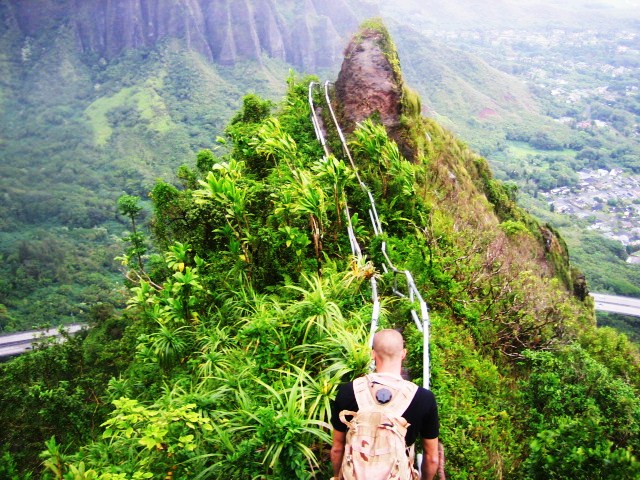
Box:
xmin=371 ymin=0 xmax=640 ymax=30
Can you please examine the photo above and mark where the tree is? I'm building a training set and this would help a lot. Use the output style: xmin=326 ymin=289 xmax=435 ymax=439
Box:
xmin=117 ymin=194 xmax=146 ymax=271
xmin=522 ymin=346 xmax=640 ymax=479
xmin=18 ymin=61 xmax=640 ymax=480
xmin=0 ymin=303 xmax=12 ymax=332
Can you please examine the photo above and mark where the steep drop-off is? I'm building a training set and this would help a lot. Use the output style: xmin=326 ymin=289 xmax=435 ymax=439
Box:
xmin=333 ymin=19 xmax=583 ymax=313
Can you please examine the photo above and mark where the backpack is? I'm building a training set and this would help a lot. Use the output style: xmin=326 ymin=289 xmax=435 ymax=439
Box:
xmin=338 ymin=374 xmax=420 ymax=480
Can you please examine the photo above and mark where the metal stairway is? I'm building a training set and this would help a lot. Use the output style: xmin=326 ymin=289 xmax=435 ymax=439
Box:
xmin=308 ymin=81 xmax=432 ymax=389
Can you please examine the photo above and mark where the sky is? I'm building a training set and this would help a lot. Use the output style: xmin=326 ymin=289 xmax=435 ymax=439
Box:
xmin=372 ymin=0 xmax=640 ymax=30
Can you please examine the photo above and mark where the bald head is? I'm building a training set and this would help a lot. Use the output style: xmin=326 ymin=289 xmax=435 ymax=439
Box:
xmin=372 ymin=329 xmax=405 ymax=364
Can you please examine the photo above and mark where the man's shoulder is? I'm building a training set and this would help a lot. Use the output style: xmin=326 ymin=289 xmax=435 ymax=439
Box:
xmin=407 ymin=386 xmax=437 ymax=412
xmin=415 ymin=385 xmax=435 ymax=398
xmin=336 ymin=377 xmax=434 ymax=404
xmin=335 ymin=381 xmax=356 ymax=402
xmin=414 ymin=386 xmax=436 ymax=401
xmin=337 ymin=381 xmax=355 ymax=392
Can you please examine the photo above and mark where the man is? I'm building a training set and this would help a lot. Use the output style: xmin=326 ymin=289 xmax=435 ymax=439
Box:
xmin=330 ymin=329 xmax=440 ymax=479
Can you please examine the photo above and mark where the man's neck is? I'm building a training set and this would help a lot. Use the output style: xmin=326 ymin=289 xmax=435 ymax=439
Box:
xmin=373 ymin=366 xmax=403 ymax=377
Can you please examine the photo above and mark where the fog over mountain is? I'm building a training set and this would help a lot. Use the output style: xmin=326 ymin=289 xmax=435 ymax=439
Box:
xmin=375 ymin=0 xmax=640 ymax=29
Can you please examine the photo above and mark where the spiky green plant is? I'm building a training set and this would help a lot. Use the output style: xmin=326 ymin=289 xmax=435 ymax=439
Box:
xmin=286 ymin=272 xmax=345 ymax=343
xmin=228 ymin=377 xmax=331 ymax=479
xmin=311 ymin=155 xmax=355 ymax=229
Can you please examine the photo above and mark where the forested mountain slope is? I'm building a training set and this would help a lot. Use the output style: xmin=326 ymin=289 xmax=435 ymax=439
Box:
xmin=2 ymin=0 xmax=637 ymax=333
xmin=2 ymin=20 xmax=639 ymax=480
xmin=3 ymin=0 xmax=366 ymax=69
xmin=0 ymin=0 xmax=383 ymax=330
xmin=381 ymin=1 xmax=640 ymax=309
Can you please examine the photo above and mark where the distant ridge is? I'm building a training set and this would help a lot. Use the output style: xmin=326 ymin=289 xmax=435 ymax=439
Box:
xmin=4 ymin=0 xmax=369 ymax=70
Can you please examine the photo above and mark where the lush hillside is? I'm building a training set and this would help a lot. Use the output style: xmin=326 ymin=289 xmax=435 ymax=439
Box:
xmin=383 ymin=12 xmax=640 ymax=310
xmin=0 ymin=0 xmax=364 ymax=331
xmin=0 ymin=30 xmax=291 ymax=330
xmin=2 ymin=22 xmax=639 ymax=479
xmin=2 ymin=0 xmax=639 ymax=336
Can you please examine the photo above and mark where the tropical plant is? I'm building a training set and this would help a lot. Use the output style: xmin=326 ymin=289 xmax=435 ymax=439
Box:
xmin=194 ymin=159 xmax=257 ymax=270
xmin=117 ymin=195 xmax=147 ymax=272
xmin=311 ymin=155 xmax=355 ymax=229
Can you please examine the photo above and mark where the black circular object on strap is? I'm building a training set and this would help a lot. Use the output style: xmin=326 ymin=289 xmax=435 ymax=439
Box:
xmin=375 ymin=388 xmax=393 ymax=404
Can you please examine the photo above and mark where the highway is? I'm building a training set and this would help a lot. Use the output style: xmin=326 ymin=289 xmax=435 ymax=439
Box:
xmin=0 ymin=292 xmax=635 ymax=360
xmin=592 ymin=293 xmax=640 ymax=318
xmin=0 ymin=324 xmax=85 ymax=359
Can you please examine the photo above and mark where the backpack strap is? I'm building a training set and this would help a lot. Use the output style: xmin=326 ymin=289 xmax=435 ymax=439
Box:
xmin=352 ymin=376 xmax=374 ymax=408
xmin=339 ymin=410 xmax=358 ymax=429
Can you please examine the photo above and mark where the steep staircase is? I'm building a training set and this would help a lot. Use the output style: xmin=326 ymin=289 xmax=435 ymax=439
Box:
xmin=308 ymin=81 xmax=432 ymax=389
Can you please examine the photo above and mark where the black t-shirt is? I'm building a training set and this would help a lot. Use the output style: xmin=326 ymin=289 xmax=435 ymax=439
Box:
xmin=330 ymin=380 xmax=439 ymax=445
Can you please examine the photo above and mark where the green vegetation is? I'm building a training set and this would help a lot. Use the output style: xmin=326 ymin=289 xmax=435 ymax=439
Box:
xmin=1 ymin=59 xmax=638 ymax=478
xmin=1 ymin=11 xmax=639 ymax=479
xmin=596 ymin=312 xmax=640 ymax=344
xmin=522 ymin=200 xmax=640 ymax=298
xmin=0 ymin=34 xmax=290 ymax=331
xmin=2 ymin=4 xmax=638 ymax=350
xmin=0 ymin=315 xmax=137 ymax=475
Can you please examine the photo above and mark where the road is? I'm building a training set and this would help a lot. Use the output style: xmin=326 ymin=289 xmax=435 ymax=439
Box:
xmin=0 ymin=293 xmax=636 ymax=359
xmin=0 ymin=324 xmax=85 ymax=359
xmin=591 ymin=293 xmax=640 ymax=318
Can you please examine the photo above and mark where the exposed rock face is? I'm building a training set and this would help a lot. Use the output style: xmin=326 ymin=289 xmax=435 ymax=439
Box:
xmin=334 ymin=24 xmax=417 ymax=160
xmin=5 ymin=0 xmax=362 ymax=70
xmin=335 ymin=27 xmax=402 ymax=133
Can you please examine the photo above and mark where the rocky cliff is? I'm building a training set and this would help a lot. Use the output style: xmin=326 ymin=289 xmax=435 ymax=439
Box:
xmin=334 ymin=20 xmax=421 ymax=161
xmin=4 ymin=0 xmax=374 ymax=70
xmin=335 ymin=24 xmax=402 ymax=133
xmin=332 ymin=21 xmax=580 ymax=298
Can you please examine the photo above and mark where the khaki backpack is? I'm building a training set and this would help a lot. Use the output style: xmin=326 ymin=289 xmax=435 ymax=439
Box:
xmin=338 ymin=374 xmax=420 ymax=480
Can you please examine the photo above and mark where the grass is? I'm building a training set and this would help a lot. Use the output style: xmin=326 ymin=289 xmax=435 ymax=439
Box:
xmin=84 ymin=82 xmax=175 ymax=147
xmin=504 ymin=141 xmax=578 ymax=160
xmin=138 ymin=77 xmax=174 ymax=133
xmin=505 ymin=141 xmax=542 ymax=158
xmin=84 ymin=88 xmax=131 ymax=146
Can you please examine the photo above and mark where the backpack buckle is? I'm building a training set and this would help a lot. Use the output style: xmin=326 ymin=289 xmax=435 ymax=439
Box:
xmin=375 ymin=387 xmax=393 ymax=404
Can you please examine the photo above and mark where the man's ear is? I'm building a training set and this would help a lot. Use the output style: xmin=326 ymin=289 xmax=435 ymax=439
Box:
xmin=401 ymin=348 xmax=407 ymax=360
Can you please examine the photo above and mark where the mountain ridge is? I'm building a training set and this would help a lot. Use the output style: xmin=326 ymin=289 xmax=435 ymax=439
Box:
xmin=4 ymin=0 xmax=365 ymax=70
xmin=1 ymin=0 xmax=638 ymax=336
xmin=2 ymin=20 xmax=638 ymax=479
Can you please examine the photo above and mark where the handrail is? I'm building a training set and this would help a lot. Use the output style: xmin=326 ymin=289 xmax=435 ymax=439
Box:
xmin=308 ymin=82 xmax=331 ymax=157
xmin=344 ymin=204 xmax=381 ymax=349
xmin=310 ymin=81 xmax=381 ymax=352
xmin=322 ymin=82 xmax=364 ymax=186
xmin=309 ymin=81 xmax=431 ymax=389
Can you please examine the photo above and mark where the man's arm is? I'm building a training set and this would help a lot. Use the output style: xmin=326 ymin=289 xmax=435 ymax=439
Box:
xmin=330 ymin=429 xmax=346 ymax=478
xmin=420 ymin=437 xmax=439 ymax=480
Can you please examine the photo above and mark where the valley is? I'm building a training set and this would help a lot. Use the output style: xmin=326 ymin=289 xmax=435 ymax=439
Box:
xmin=543 ymin=168 xmax=640 ymax=251
xmin=387 ymin=21 xmax=640 ymax=299
xmin=1 ymin=0 xmax=639 ymax=330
